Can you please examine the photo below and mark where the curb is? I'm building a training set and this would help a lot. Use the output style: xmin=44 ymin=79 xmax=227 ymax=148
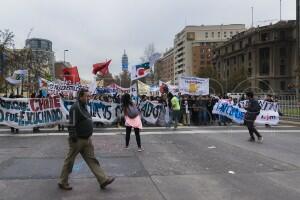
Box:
xmin=280 ymin=120 xmax=300 ymax=126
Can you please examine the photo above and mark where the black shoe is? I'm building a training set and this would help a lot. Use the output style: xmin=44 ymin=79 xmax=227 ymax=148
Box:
xmin=58 ymin=183 xmax=72 ymax=190
xmin=248 ymin=137 xmax=255 ymax=142
xmin=100 ymin=177 xmax=115 ymax=189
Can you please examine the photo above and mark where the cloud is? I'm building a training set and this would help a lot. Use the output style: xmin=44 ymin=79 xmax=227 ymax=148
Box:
xmin=0 ymin=0 xmax=296 ymax=80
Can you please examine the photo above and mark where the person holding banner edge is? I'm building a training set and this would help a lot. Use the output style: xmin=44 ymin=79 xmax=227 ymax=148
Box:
xmin=244 ymin=91 xmax=263 ymax=143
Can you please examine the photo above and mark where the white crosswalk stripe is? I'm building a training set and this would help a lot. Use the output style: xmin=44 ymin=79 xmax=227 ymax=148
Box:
xmin=0 ymin=128 xmax=299 ymax=137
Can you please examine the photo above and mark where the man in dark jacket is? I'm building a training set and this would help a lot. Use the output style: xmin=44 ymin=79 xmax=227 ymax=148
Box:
xmin=58 ymin=89 xmax=115 ymax=190
xmin=244 ymin=91 xmax=263 ymax=143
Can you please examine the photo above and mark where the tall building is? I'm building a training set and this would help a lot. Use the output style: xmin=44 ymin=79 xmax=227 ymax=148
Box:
xmin=174 ymin=24 xmax=246 ymax=84
xmin=122 ymin=50 xmax=128 ymax=72
xmin=213 ymin=21 xmax=297 ymax=94
xmin=154 ymin=48 xmax=174 ymax=84
xmin=25 ymin=38 xmax=55 ymax=77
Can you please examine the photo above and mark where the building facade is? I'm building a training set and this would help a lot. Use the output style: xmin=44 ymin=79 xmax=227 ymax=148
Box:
xmin=25 ymin=38 xmax=55 ymax=77
xmin=213 ymin=21 xmax=297 ymax=94
xmin=154 ymin=48 xmax=174 ymax=84
xmin=174 ymin=24 xmax=246 ymax=84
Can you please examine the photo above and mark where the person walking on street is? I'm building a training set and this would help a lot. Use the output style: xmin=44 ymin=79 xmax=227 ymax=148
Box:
xmin=244 ymin=91 xmax=263 ymax=143
xmin=122 ymin=93 xmax=143 ymax=152
xmin=58 ymin=89 xmax=115 ymax=191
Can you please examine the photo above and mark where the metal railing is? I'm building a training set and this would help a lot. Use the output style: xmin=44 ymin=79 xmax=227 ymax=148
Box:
xmin=277 ymin=95 xmax=300 ymax=121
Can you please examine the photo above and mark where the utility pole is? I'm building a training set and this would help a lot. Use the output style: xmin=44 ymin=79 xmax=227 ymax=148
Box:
xmin=280 ymin=0 xmax=282 ymax=21
xmin=296 ymin=0 xmax=300 ymax=100
xmin=251 ymin=6 xmax=254 ymax=27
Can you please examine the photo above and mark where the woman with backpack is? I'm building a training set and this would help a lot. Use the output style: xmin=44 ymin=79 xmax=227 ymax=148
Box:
xmin=122 ymin=93 xmax=143 ymax=151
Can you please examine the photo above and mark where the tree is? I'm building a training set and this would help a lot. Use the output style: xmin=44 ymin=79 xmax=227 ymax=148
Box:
xmin=114 ymin=71 xmax=131 ymax=88
xmin=227 ymin=67 xmax=250 ymax=93
xmin=0 ymin=29 xmax=15 ymax=92
xmin=197 ymin=66 xmax=224 ymax=95
xmin=96 ymin=72 xmax=115 ymax=87
xmin=140 ymin=43 xmax=156 ymax=63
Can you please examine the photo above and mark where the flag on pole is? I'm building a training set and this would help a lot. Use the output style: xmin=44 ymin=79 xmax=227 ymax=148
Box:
xmin=38 ymin=77 xmax=49 ymax=88
xmin=92 ymin=60 xmax=111 ymax=76
xmin=131 ymin=62 xmax=151 ymax=81
xmin=63 ymin=66 xmax=80 ymax=84
xmin=6 ymin=69 xmax=28 ymax=85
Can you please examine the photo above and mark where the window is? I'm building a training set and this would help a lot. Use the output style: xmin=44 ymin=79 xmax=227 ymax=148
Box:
xmin=187 ymin=32 xmax=195 ymax=40
xmin=248 ymin=68 xmax=252 ymax=76
xmin=205 ymin=32 xmax=208 ymax=38
xmin=280 ymin=48 xmax=286 ymax=57
xmin=239 ymin=41 xmax=243 ymax=49
xmin=261 ymin=32 xmax=269 ymax=41
xmin=227 ymin=59 xmax=230 ymax=66
xmin=248 ymin=37 xmax=252 ymax=45
xmin=280 ymin=65 xmax=286 ymax=75
xmin=248 ymin=52 xmax=252 ymax=60
xmin=280 ymin=31 xmax=285 ymax=40
xmin=224 ymin=32 xmax=227 ymax=38
xmin=218 ymin=32 xmax=221 ymax=38
xmin=230 ymin=31 xmax=233 ymax=37
xmin=241 ymin=55 xmax=244 ymax=63
xmin=211 ymin=32 xmax=214 ymax=38
xmin=280 ymin=81 xmax=286 ymax=90
xmin=232 ymin=44 xmax=235 ymax=51
xmin=259 ymin=48 xmax=270 ymax=75
xmin=259 ymin=80 xmax=270 ymax=91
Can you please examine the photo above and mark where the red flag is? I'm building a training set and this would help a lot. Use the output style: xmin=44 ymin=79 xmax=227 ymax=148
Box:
xmin=63 ymin=66 xmax=80 ymax=84
xmin=92 ymin=60 xmax=111 ymax=75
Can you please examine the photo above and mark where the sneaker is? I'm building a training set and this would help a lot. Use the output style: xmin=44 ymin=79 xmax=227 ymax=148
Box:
xmin=248 ymin=137 xmax=255 ymax=142
xmin=100 ymin=177 xmax=115 ymax=189
xmin=258 ymin=137 xmax=263 ymax=143
xmin=124 ymin=146 xmax=129 ymax=150
xmin=58 ymin=183 xmax=72 ymax=190
xmin=137 ymin=147 xmax=144 ymax=152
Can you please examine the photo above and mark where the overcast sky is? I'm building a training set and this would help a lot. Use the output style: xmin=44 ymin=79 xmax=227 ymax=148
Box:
xmin=0 ymin=0 xmax=296 ymax=80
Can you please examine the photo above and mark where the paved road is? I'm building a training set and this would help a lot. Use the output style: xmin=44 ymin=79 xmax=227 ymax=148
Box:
xmin=0 ymin=125 xmax=299 ymax=200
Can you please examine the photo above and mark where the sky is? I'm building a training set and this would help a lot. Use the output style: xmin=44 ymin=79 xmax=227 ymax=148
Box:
xmin=0 ymin=0 xmax=296 ymax=80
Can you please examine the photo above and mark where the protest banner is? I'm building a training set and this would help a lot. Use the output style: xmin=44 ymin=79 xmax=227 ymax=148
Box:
xmin=63 ymin=100 xmax=123 ymax=124
xmin=0 ymin=96 xmax=68 ymax=128
xmin=139 ymin=101 xmax=162 ymax=124
xmin=213 ymin=100 xmax=280 ymax=125
xmin=179 ymin=77 xmax=209 ymax=95
xmin=47 ymin=81 xmax=88 ymax=93
xmin=138 ymin=81 xmax=150 ymax=95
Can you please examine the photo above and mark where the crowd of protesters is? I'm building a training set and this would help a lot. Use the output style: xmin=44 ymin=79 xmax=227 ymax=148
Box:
xmin=1 ymin=90 xmax=281 ymax=133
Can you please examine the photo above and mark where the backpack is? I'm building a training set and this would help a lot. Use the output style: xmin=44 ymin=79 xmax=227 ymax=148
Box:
xmin=127 ymin=105 xmax=139 ymax=118
xmin=252 ymin=100 xmax=261 ymax=115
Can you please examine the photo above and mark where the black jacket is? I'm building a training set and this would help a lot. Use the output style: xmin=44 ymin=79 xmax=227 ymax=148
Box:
xmin=245 ymin=98 xmax=261 ymax=121
xmin=68 ymin=101 xmax=93 ymax=139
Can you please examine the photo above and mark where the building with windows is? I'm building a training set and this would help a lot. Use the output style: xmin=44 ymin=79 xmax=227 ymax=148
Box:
xmin=174 ymin=24 xmax=246 ymax=84
xmin=25 ymin=38 xmax=55 ymax=77
xmin=212 ymin=21 xmax=297 ymax=94
xmin=154 ymin=48 xmax=174 ymax=84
